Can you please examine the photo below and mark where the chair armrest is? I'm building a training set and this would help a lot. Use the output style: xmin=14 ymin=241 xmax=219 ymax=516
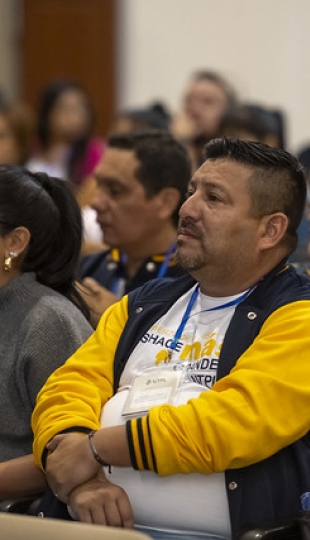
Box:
xmin=0 ymin=495 xmax=42 ymax=515
xmin=236 ymin=520 xmax=301 ymax=539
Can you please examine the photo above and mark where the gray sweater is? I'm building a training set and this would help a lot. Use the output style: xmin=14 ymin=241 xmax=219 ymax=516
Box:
xmin=0 ymin=272 xmax=93 ymax=461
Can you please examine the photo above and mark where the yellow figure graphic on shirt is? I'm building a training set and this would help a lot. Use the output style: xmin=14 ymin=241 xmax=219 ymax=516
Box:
xmin=155 ymin=350 xmax=170 ymax=364
xmin=155 ymin=332 xmax=222 ymax=364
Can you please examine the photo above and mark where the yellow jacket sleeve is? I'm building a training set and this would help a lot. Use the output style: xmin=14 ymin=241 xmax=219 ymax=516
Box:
xmin=32 ymin=295 xmax=128 ymax=468
xmin=128 ymin=301 xmax=310 ymax=475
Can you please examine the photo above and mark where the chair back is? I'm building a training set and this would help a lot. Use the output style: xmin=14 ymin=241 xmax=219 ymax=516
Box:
xmin=0 ymin=512 xmax=152 ymax=540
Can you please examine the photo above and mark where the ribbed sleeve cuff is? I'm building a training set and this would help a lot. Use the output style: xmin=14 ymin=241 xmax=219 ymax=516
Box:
xmin=126 ymin=416 xmax=157 ymax=472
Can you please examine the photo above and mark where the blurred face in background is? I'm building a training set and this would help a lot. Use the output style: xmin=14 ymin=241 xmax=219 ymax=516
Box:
xmin=48 ymin=88 xmax=91 ymax=143
xmin=0 ymin=113 xmax=20 ymax=164
xmin=91 ymin=147 xmax=166 ymax=252
xmin=184 ymin=78 xmax=229 ymax=139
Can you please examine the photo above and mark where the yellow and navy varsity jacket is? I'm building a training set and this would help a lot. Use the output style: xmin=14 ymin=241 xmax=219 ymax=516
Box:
xmin=33 ymin=261 xmax=310 ymax=537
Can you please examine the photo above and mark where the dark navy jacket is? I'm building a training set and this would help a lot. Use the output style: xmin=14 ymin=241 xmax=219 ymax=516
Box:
xmin=79 ymin=248 xmax=186 ymax=294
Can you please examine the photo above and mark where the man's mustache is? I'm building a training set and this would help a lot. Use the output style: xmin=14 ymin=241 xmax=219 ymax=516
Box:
xmin=177 ymin=218 xmax=202 ymax=239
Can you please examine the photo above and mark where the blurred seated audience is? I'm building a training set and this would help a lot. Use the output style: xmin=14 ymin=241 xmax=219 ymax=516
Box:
xmin=219 ymin=102 xmax=286 ymax=148
xmin=291 ymin=172 xmax=310 ymax=273
xmin=171 ymin=70 xmax=237 ymax=167
xmin=0 ymin=100 xmax=35 ymax=165
xmin=297 ymin=145 xmax=310 ymax=175
xmin=296 ymin=131 xmax=310 ymax=267
xmin=0 ymin=164 xmax=92 ymax=501
xmin=26 ymin=78 xmax=105 ymax=254
xmin=109 ymin=102 xmax=171 ymax=135
xmin=78 ymin=131 xmax=192 ymax=328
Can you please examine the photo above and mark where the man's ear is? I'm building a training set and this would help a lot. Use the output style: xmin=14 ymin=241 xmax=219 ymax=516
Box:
xmin=258 ymin=213 xmax=288 ymax=250
xmin=156 ymin=187 xmax=181 ymax=221
xmin=4 ymin=226 xmax=31 ymax=258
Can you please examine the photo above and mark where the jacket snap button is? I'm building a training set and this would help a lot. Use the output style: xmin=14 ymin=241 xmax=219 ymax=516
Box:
xmin=136 ymin=307 xmax=143 ymax=313
xmin=146 ymin=262 xmax=156 ymax=271
xmin=247 ymin=311 xmax=257 ymax=320
xmin=228 ymin=481 xmax=238 ymax=490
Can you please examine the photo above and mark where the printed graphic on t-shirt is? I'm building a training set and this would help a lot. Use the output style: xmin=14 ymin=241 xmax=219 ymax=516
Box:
xmin=120 ymin=285 xmax=246 ymax=391
xmin=141 ymin=326 xmax=221 ymax=388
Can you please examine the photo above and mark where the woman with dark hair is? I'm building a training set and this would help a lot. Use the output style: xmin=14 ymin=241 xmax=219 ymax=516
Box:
xmin=0 ymin=164 xmax=92 ymax=500
xmin=27 ymin=78 xmax=104 ymax=185
xmin=27 ymin=78 xmax=105 ymax=251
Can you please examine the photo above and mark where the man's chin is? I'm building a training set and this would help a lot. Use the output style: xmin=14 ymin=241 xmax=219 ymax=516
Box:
xmin=175 ymin=251 xmax=203 ymax=273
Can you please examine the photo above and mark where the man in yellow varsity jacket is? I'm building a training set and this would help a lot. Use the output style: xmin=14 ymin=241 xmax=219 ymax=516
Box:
xmin=32 ymin=138 xmax=310 ymax=540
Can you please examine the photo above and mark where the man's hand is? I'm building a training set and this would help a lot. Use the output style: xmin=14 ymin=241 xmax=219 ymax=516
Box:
xmin=46 ymin=433 xmax=100 ymax=502
xmin=77 ymin=278 xmax=119 ymax=327
xmin=68 ymin=469 xmax=134 ymax=528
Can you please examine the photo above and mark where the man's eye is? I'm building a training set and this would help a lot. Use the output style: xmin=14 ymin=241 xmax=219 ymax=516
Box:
xmin=208 ymin=193 xmax=220 ymax=202
xmin=98 ymin=184 xmax=122 ymax=197
xmin=109 ymin=188 xmax=122 ymax=197
xmin=185 ymin=190 xmax=194 ymax=199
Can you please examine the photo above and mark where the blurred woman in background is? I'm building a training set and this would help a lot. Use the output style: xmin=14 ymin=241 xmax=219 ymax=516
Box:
xmin=27 ymin=78 xmax=105 ymax=252
xmin=27 ymin=78 xmax=104 ymax=184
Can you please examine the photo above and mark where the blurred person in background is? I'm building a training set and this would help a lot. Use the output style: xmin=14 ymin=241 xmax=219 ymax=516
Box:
xmin=291 ymin=172 xmax=310 ymax=275
xmin=219 ymin=102 xmax=285 ymax=148
xmin=27 ymin=78 xmax=104 ymax=184
xmin=26 ymin=78 xmax=105 ymax=254
xmin=0 ymin=100 xmax=35 ymax=166
xmin=171 ymin=70 xmax=237 ymax=168
xmin=78 ymin=131 xmax=192 ymax=328
xmin=297 ymin=143 xmax=310 ymax=180
xmin=109 ymin=102 xmax=171 ymax=135
xmin=296 ymin=136 xmax=310 ymax=268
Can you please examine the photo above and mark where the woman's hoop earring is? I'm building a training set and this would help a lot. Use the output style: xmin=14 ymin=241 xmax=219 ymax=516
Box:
xmin=4 ymin=251 xmax=18 ymax=272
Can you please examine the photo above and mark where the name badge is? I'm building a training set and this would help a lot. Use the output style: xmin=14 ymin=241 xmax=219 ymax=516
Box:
xmin=122 ymin=369 xmax=181 ymax=418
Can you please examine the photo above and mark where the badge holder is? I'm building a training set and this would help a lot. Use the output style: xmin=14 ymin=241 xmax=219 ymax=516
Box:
xmin=122 ymin=366 xmax=182 ymax=419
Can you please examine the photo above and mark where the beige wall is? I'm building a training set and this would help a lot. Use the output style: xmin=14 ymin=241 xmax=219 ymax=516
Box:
xmin=117 ymin=0 xmax=310 ymax=153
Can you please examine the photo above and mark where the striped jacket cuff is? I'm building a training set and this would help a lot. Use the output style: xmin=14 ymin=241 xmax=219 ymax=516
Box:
xmin=126 ymin=416 xmax=157 ymax=472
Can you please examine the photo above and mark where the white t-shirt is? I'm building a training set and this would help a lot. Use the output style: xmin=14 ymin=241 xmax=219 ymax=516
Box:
xmin=100 ymin=285 xmax=248 ymax=537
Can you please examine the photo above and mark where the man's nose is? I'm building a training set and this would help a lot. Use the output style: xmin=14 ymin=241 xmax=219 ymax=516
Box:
xmin=91 ymin=189 xmax=110 ymax=213
xmin=179 ymin=192 xmax=201 ymax=220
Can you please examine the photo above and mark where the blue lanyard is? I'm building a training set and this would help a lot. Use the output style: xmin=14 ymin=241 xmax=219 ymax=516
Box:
xmin=111 ymin=252 xmax=128 ymax=294
xmin=111 ymin=243 xmax=176 ymax=293
xmin=157 ymin=242 xmax=176 ymax=278
xmin=167 ymin=284 xmax=253 ymax=359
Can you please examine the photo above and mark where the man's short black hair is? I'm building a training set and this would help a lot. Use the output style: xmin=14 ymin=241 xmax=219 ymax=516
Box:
xmin=107 ymin=131 xmax=192 ymax=227
xmin=204 ymin=137 xmax=306 ymax=253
